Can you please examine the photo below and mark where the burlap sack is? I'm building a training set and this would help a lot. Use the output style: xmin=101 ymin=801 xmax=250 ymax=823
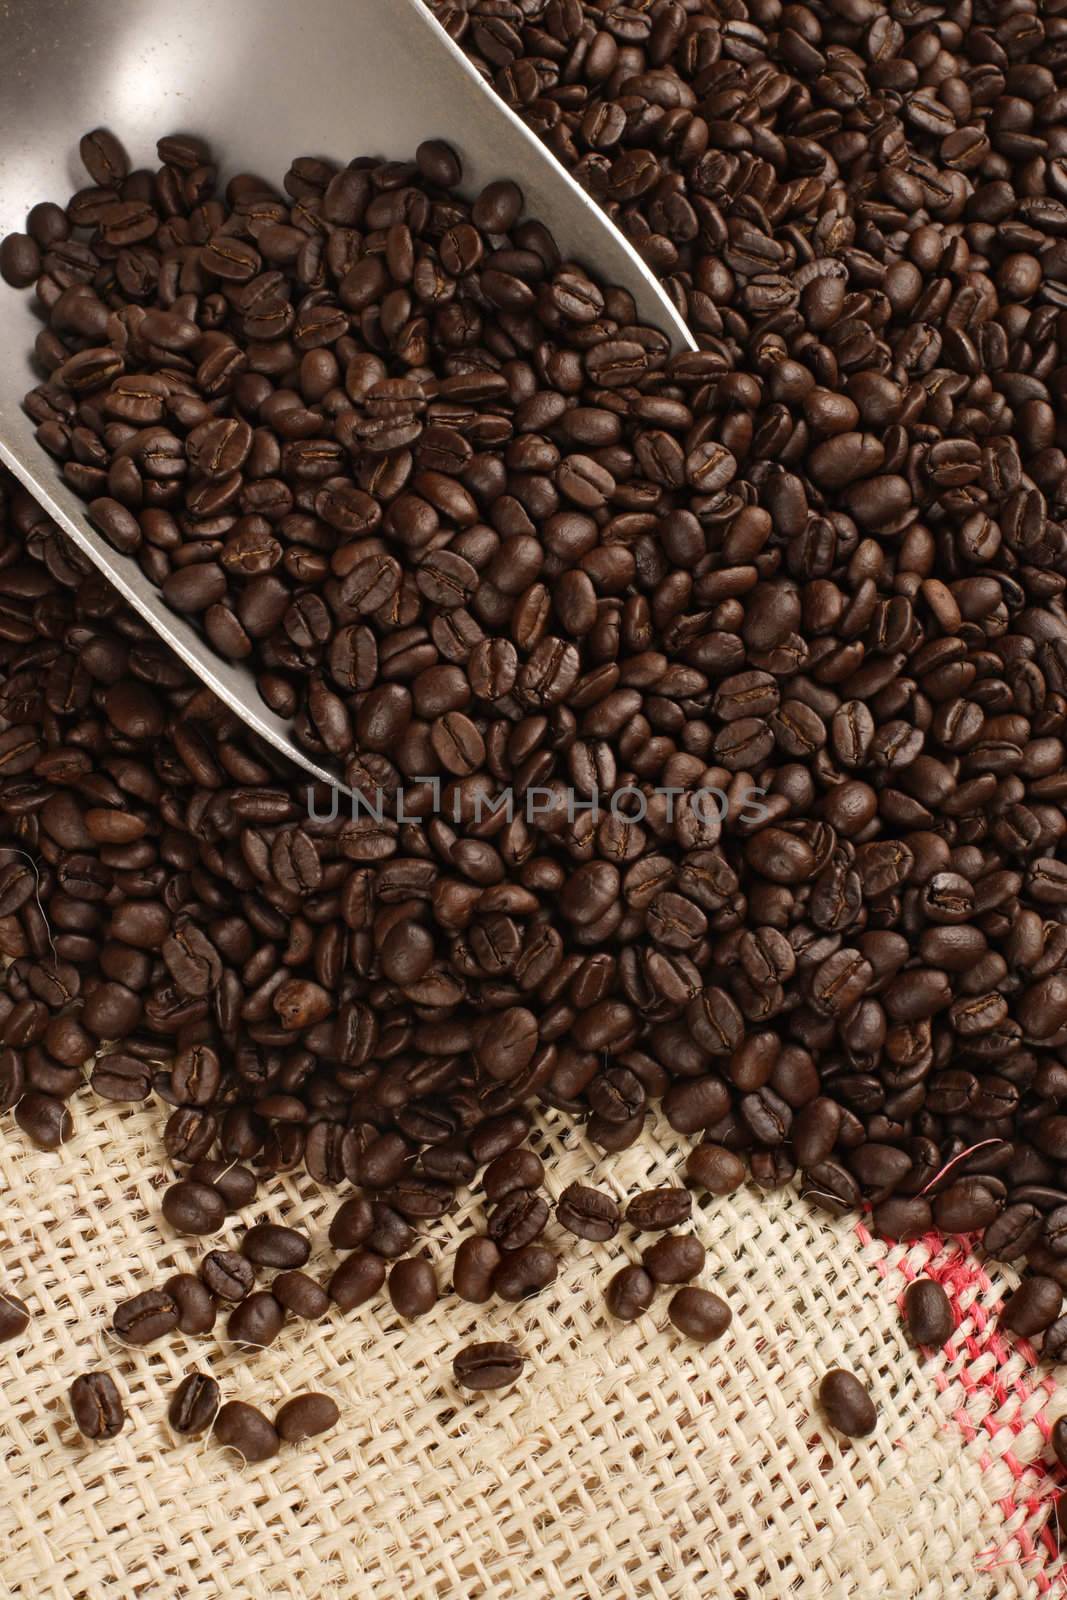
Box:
xmin=1 ymin=1097 xmax=1063 ymax=1600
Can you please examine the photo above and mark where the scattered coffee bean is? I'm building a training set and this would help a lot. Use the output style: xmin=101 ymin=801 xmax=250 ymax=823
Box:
xmin=556 ymin=1184 xmax=620 ymax=1243
xmin=275 ymin=1392 xmax=339 ymax=1443
xmin=201 ymin=1251 xmax=255 ymax=1303
xmin=0 ymin=1288 xmax=30 ymax=1343
xmin=169 ymin=1371 xmax=220 ymax=1436
xmin=626 ymin=1189 xmax=692 ymax=1233
xmin=667 ymin=1288 xmax=732 ymax=1344
xmin=162 ymin=1180 xmax=226 ymax=1237
xmin=112 ymin=1289 xmax=179 ymax=1346
xmin=903 ymin=1281 xmax=953 ymax=1350
xmin=272 ymin=1270 xmax=329 ymax=1320
xmin=452 ymin=1236 xmax=501 ymax=1304
xmin=818 ymin=1370 xmax=877 ymax=1439
xmin=1001 ymin=1277 xmax=1063 ymax=1338
xmin=328 ymin=1250 xmax=386 ymax=1312
xmin=227 ymin=1291 xmax=285 ymax=1349
xmin=483 ymin=1149 xmax=544 ymax=1203
xmin=388 ymin=1256 xmax=438 ymax=1321
xmin=491 ymin=1244 xmax=557 ymax=1302
xmin=189 ymin=1161 xmax=257 ymax=1211
xmin=642 ymin=1235 xmax=705 ymax=1286
xmin=453 ymin=1340 xmax=524 ymax=1392
xmin=605 ymin=1264 xmax=654 ymax=1322
xmin=70 ymin=1371 xmax=124 ymax=1441
xmin=213 ymin=1400 xmax=280 ymax=1463
xmin=164 ymin=1272 xmax=218 ymax=1335
xmin=686 ymin=1146 xmax=745 ymax=1198
xmin=241 ymin=1224 xmax=310 ymax=1269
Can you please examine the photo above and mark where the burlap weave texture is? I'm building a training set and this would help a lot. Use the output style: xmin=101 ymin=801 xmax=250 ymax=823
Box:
xmin=0 ymin=1098 xmax=1058 ymax=1600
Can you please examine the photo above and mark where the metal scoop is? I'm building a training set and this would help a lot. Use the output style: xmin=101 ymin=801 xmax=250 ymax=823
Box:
xmin=0 ymin=0 xmax=695 ymax=795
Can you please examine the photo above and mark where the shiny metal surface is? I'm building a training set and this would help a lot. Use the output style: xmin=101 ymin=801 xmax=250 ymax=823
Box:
xmin=0 ymin=0 xmax=695 ymax=794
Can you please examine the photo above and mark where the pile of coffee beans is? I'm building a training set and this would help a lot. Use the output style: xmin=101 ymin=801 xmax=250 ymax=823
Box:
xmin=2 ymin=59 xmax=1067 ymax=1459
xmin=430 ymin=5 xmax=1067 ymax=1332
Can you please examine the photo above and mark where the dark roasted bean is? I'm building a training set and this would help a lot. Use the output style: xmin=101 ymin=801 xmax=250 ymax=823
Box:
xmin=213 ymin=1400 xmax=279 ymax=1463
xmin=112 ymin=1288 xmax=179 ymax=1346
xmin=641 ymin=1234 xmax=705 ymax=1285
xmin=275 ymin=1392 xmax=339 ymax=1442
xmin=818 ymin=1370 xmax=877 ymax=1438
xmin=452 ymin=1236 xmax=501 ymax=1304
xmin=240 ymin=1224 xmax=310 ymax=1269
xmin=604 ymin=1264 xmax=654 ymax=1322
xmin=625 ymin=1188 xmax=691 ymax=1232
xmin=1001 ymin=1277 xmax=1063 ymax=1338
xmin=168 ymin=1371 xmax=220 ymax=1436
xmin=0 ymin=1287 xmax=30 ymax=1344
xmin=903 ymin=1280 xmax=953 ymax=1350
xmin=162 ymin=1180 xmax=227 ymax=1237
xmin=70 ymin=1371 xmax=125 ymax=1440
xmin=556 ymin=1183 xmax=620 ymax=1242
xmin=201 ymin=1251 xmax=255 ymax=1303
xmin=164 ymin=1272 xmax=218 ymax=1335
xmin=328 ymin=1250 xmax=386 ymax=1311
xmin=227 ymin=1291 xmax=285 ymax=1349
xmin=667 ymin=1288 xmax=732 ymax=1343
xmin=387 ymin=1255 xmax=438 ymax=1321
xmin=453 ymin=1340 xmax=523 ymax=1392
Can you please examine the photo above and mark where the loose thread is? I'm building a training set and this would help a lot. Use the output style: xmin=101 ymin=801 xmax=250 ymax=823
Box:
xmin=0 ymin=846 xmax=58 ymax=965
xmin=918 ymin=1139 xmax=1001 ymax=1197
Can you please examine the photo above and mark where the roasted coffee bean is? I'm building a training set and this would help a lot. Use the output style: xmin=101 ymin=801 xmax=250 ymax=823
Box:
xmin=932 ymin=1180 xmax=1001 ymax=1235
xmin=70 ymin=1371 xmax=124 ymax=1440
xmin=0 ymin=1288 xmax=30 ymax=1343
xmin=818 ymin=1370 xmax=877 ymax=1439
xmin=162 ymin=1180 xmax=227 ymax=1237
xmin=213 ymin=1400 xmax=280 ymax=1463
xmin=1045 ymin=1319 xmax=1067 ymax=1365
xmin=487 ymin=1191 xmax=549 ymax=1252
xmin=625 ymin=1188 xmax=691 ymax=1232
xmin=273 ymin=1271 xmax=329 ymax=1320
xmin=14 ymin=1092 xmax=72 ymax=1150
xmin=483 ymin=1148 xmax=544 ymax=1202
xmin=201 ymin=1251 xmax=255 ymax=1303
xmin=491 ymin=1244 xmax=556 ymax=1302
xmin=604 ymin=1264 xmax=655 ymax=1322
xmin=453 ymin=1340 xmax=524 ymax=1392
xmin=275 ymin=1392 xmax=339 ymax=1442
xmin=685 ymin=1145 xmax=745 ymax=1197
xmin=90 ymin=1051 xmax=151 ymax=1101
xmin=189 ymin=1161 xmax=257 ymax=1212
xmin=642 ymin=1234 xmax=705 ymax=1285
xmin=227 ymin=1291 xmax=285 ymax=1349
xmin=112 ymin=1288 xmax=179 ymax=1346
xmin=328 ymin=1250 xmax=386 ymax=1311
xmin=168 ymin=1371 xmax=220 ymax=1436
xmin=1001 ymin=1277 xmax=1063 ymax=1338
xmin=903 ymin=1280 xmax=953 ymax=1350
xmin=164 ymin=1272 xmax=218 ymax=1335
xmin=667 ymin=1288 xmax=732 ymax=1344
xmin=387 ymin=1255 xmax=438 ymax=1320
xmin=556 ymin=1183 xmax=620 ymax=1243
xmin=241 ymin=1224 xmax=310 ymax=1269
xmin=328 ymin=1197 xmax=375 ymax=1251
xmin=985 ymin=1205 xmax=1043 ymax=1262
xmin=452 ymin=1236 xmax=502 ymax=1304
